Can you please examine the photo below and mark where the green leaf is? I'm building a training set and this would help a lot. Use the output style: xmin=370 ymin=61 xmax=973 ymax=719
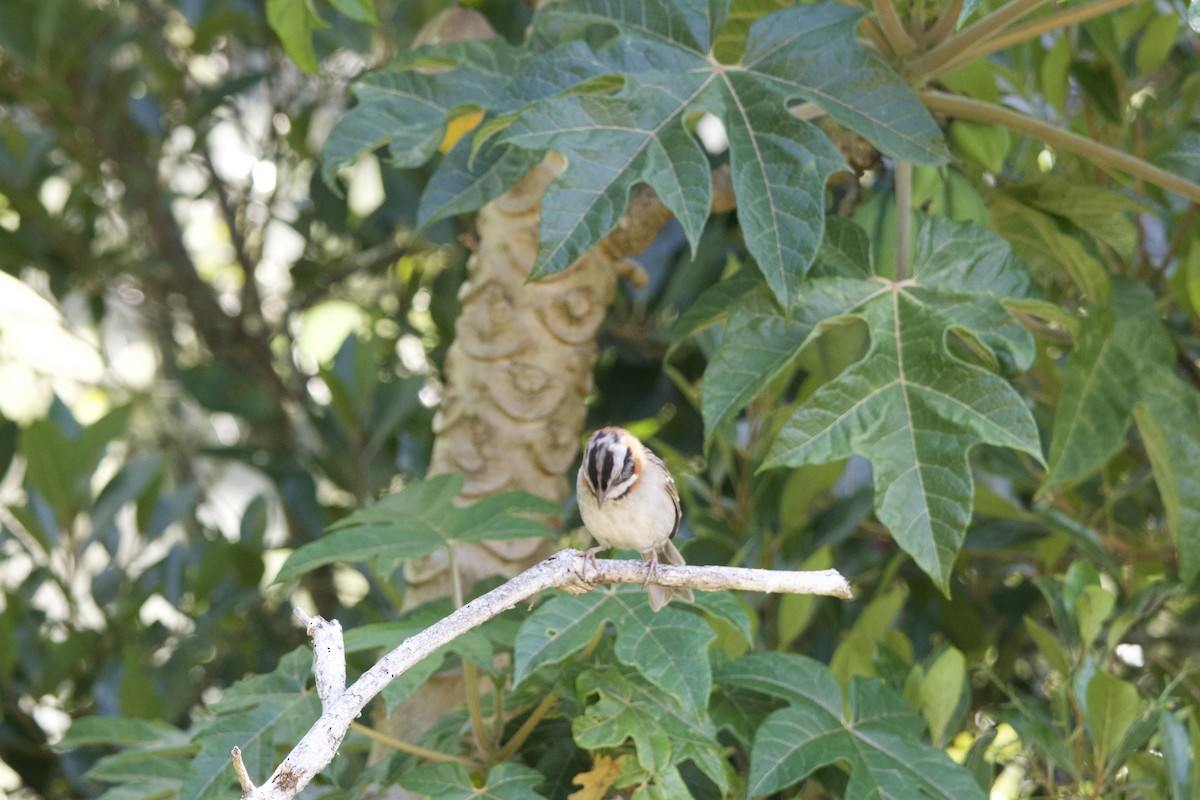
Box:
xmin=419 ymin=137 xmax=542 ymax=225
xmin=92 ymin=456 xmax=161 ymax=544
xmin=990 ymin=195 xmax=1110 ymax=301
xmin=1062 ymin=560 xmax=1100 ymax=619
xmin=722 ymin=654 xmax=986 ymax=799
xmin=1036 ymin=508 xmax=1119 ymax=576
xmin=1003 ymin=701 xmax=1077 ymax=777
xmin=327 ymin=0 xmax=375 ymax=25
xmin=1136 ymin=13 xmax=1180 ymax=75
xmin=504 ymin=72 xmax=723 ymax=281
xmin=85 ymin=753 xmax=193 ymax=786
xmin=326 ymin=0 xmax=943 ymax=306
xmin=1159 ymin=711 xmax=1193 ymax=800
xmin=1071 ymin=59 xmax=1122 ymax=124
xmin=59 ymin=718 xmax=190 ymax=750
xmin=322 ymin=40 xmax=524 ymax=188
xmin=266 ymin=0 xmax=325 ymax=73
xmin=1075 ymin=584 xmax=1115 ymax=646
xmin=0 ymin=416 xmax=17 ymax=480
xmin=711 ymin=659 xmax=783 ymax=749
xmin=764 ymin=217 xmax=1041 ymax=591
xmin=692 ymin=589 xmax=754 ymax=644
xmin=1134 ymin=375 xmax=1200 ymax=581
xmin=92 ymin=778 xmax=184 ymax=800
xmin=717 ymin=651 xmax=835 ymax=705
xmin=19 ymin=418 xmax=76 ymax=517
xmin=1040 ymin=35 xmax=1071 ymax=111
xmin=700 ymin=287 xmax=810 ymax=448
xmin=948 ymin=119 xmax=1010 ymax=173
xmin=183 ymin=648 xmax=318 ymax=800
xmin=817 ymin=215 xmax=873 ymax=277
xmin=831 ymin=584 xmax=908 ymax=686
xmin=1184 ymin=241 xmax=1200 ymax=319
xmin=346 ymin=605 xmax=496 ymax=711
xmin=777 ymin=547 xmax=833 ymax=647
xmin=502 ymin=0 xmax=944 ymax=305
xmin=1044 ymin=287 xmax=1174 ymax=487
xmin=1024 ymin=616 xmax=1070 ymax=676
xmin=669 ymin=267 xmax=763 ymax=347
xmin=919 ymin=647 xmax=966 ymax=747
xmin=400 ymin=762 xmax=550 ymax=800
xmin=1006 ymin=177 xmax=1143 ymax=263
xmin=711 ymin=0 xmax=789 ymax=63
xmin=572 ymin=668 xmax=728 ymax=790
xmin=736 ymin=4 xmax=947 ymax=164
xmin=19 ymin=403 xmax=134 ymax=520
xmin=514 ymin=587 xmax=715 ymax=712
xmin=274 ymin=474 xmax=554 ymax=583
xmin=1086 ymin=672 xmax=1139 ymax=769
xmin=697 ymin=235 xmax=880 ymax=447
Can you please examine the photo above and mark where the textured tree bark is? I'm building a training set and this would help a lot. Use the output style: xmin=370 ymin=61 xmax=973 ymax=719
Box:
xmin=402 ymin=156 xmax=607 ymax=597
xmin=367 ymin=13 xmax=737 ymax=782
xmin=404 ymin=156 xmax=704 ymax=597
xmin=371 ymin=157 xmax=734 ymax=778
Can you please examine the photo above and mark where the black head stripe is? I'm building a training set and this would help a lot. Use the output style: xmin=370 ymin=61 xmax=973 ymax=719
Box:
xmin=585 ymin=431 xmax=616 ymax=494
xmin=599 ymin=444 xmax=616 ymax=493
xmin=585 ymin=441 xmax=602 ymax=493
xmin=584 ymin=430 xmax=634 ymax=498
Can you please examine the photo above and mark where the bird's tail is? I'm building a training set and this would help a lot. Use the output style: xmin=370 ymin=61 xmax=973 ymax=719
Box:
xmin=646 ymin=539 xmax=694 ymax=611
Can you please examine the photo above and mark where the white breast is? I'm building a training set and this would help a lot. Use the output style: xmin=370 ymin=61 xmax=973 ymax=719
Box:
xmin=576 ymin=465 xmax=676 ymax=555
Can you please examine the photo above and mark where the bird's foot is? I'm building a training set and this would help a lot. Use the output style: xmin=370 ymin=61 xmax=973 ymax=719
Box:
xmin=582 ymin=546 xmax=603 ymax=581
xmin=642 ymin=549 xmax=660 ymax=588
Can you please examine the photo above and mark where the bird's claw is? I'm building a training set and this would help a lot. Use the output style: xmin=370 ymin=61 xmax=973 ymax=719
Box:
xmin=642 ymin=549 xmax=659 ymax=587
xmin=582 ymin=546 xmax=603 ymax=582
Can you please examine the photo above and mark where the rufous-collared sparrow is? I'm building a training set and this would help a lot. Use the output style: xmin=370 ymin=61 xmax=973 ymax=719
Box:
xmin=577 ymin=426 xmax=694 ymax=611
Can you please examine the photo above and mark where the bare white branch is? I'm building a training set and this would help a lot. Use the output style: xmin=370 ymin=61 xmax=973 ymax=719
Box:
xmin=237 ymin=549 xmax=852 ymax=799
xmin=295 ymin=609 xmax=345 ymax=705
xmin=231 ymin=746 xmax=256 ymax=797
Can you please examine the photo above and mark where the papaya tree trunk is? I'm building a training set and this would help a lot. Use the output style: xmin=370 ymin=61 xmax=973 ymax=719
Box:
xmin=371 ymin=156 xmax=711 ymax=767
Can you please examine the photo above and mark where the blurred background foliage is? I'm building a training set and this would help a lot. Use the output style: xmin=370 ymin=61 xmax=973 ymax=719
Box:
xmin=0 ymin=0 xmax=457 ymax=793
xmin=0 ymin=0 xmax=1198 ymax=798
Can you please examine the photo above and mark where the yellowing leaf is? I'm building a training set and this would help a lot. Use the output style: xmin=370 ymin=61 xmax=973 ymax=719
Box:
xmin=568 ymin=754 xmax=627 ymax=800
xmin=439 ymin=109 xmax=484 ymax=153
xmin=325 ymin=0 xmax=948 ymax=307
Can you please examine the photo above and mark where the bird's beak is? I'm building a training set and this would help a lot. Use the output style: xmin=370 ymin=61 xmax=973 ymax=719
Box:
xmin=595 ymin=487 xmax=608 ymax=506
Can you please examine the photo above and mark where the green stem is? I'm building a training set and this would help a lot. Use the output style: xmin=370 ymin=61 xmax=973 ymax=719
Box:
xmin=907 ymin=0 xmax=926 ymax=40
xmin=462 ymin=661 xmax=495 ymax=758
xmin=349 ymin=721 xmax=479 ymax=767
xmin=923 ymin=0 xmax=962 ymax=45
xmin=921 ymin=91 xmax=1200 ymax=204
xmin=872 ymin=0 xmax=917 ymax=55
xmin=839 ymin=0 xmax=894 ymax=54
xmin=493 ymin=694 xmax=559 ymax=763
xmin=908 ymin=0 xmax=1050 ymax=80
xmin=448 ymin=546 xmax=497 ymax=759
xmin=932 ymin=0 xmax=1140 ymax=77
xmin=853 ymin=11 xmax=895 ymax=55
xmin=895 ymin=160 xmax=913 ymax=280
